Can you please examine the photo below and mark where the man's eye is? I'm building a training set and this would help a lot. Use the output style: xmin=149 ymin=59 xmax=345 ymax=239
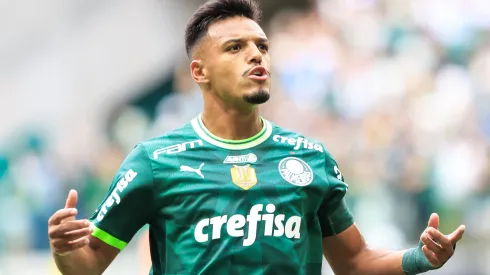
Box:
xmin=258 ymin=44 xmax=269 ymax=51
xmin=228 ymin=44 xmax=241 ymax=52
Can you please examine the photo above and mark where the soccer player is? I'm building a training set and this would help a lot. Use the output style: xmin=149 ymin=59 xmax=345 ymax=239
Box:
xmin=47 ymin=0 xmax=465 ymax=274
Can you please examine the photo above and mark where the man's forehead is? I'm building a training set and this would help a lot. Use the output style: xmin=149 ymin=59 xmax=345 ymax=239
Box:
xmin=207 ymin=17 xmax=267 ymax=42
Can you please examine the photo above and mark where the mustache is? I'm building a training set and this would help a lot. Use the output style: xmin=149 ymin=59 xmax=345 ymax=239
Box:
xmin=242 ymin=67 xmax=271 ymax=76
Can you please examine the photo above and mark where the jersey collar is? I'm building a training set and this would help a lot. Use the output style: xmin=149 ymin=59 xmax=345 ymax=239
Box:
xmin=191 ymin=113 xmax=272 ymax=150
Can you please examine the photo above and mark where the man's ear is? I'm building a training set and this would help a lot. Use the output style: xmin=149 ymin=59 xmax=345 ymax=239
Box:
xmin=190 ymin=60 xmax=209 ymax=84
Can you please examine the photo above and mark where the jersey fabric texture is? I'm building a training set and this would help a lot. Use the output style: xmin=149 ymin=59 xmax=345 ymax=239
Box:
xmin=89 ymin=114 xmax=354 ymax=275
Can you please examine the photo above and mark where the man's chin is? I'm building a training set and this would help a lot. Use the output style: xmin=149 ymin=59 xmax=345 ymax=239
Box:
xmin=243 ymin=89 xmax=270 ymax=105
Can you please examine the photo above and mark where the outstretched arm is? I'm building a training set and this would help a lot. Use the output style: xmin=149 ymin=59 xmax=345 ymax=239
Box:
xmin=50 ymin=144 xmax=156 ymax=275
xmin=322 ymin=213 xmax=465 ymax=275
xmin=49 ymin=190 xmax=119 ymax=275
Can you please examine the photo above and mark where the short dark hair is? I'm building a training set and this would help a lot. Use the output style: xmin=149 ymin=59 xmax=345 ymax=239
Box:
xmin=184 ymin=0 xmax=262 ymax=59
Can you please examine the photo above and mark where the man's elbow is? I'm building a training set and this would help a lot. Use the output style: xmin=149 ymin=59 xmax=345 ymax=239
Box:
xmin=350 ymin=246 xmax=377 ymax=275
xmin=348 ymin=246 xmax=405 ymax=275
xmin=327 ymin=246 xmax=372 ymax=275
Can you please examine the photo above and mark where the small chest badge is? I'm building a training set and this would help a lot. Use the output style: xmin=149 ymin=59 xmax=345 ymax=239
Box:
xmin=230 ymin=164 xmax=257 ymax=190
xmin=278 ymin=157 xmax=313 ymax=186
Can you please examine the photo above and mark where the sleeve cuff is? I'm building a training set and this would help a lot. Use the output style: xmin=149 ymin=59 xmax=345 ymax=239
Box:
xmin=91 ymin=223 xmax=128 ymax=250
xmin=321 ymin=200 xmax=355 ymax=237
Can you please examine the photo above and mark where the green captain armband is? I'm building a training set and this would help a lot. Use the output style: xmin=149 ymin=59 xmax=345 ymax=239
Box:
xmin=402 ymin=242 xmax=435 ymax=275
xmin=91 ymin=224 xmax=128 ymax=250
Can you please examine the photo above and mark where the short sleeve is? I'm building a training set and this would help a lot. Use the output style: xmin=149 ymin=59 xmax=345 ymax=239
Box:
xmin=317 ymin=152 xmax=354 ymax=238
xmin=89 ymin=144 xmax=155 ymax=250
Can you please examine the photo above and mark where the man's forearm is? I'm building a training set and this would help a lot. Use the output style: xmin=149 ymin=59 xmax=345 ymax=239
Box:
xmin=352 ymin=248 xmax=408 ymax=275
xmin=323 ymin=217 xmax=462 ymax=275
xmin=53 ymin=246 xmax=101 ymax=275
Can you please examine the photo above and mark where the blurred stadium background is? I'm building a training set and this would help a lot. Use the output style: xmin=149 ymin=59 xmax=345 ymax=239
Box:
xmin=1 ymin=0 xmax=490 ymax=274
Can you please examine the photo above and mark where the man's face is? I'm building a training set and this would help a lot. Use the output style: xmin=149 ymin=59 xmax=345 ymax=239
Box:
xmin=195 ymin=16 xmax=271 ymax=105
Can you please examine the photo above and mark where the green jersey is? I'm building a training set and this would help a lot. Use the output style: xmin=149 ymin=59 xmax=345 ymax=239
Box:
xmin=89 ymin=114 xmax=354 ymax=275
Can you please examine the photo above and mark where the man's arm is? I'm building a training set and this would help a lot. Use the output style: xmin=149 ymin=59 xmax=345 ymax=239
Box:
xmin=322 ymin=223 xmax=404 ymax=275
xmin=318 ymin=148 xmax=465 ymax=275
xmin=322 ymin=214 xmax=465 ymax=275
xmin=48 ymin=190 xmax=119 ymax=275
xmin=49 ymin=144 xmax=156 ymax=275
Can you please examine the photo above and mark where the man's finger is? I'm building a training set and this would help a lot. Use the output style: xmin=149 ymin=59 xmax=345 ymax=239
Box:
xmin=48 ymin=208 xmax=78 ymax=225
xmin=427 ymin=228 xmax=452 ymax=249
xmin=57 ymin=220 xmax=91 ymax=235
xmin=67 ymin=236 xmax=91 ymax=245
xmin=427 ymin=213 xmax=439 ymax=229
xmin=65 ymin=225 xmax=94 ymax=237
xmin=421 ymin=231 xmax=443 ymax=254
xmin=448 ymin=225 xmax=466 ymax=244
xmin=65 ymin=189 xmax=78 ymax=209
xmin=422 ymin=245 xmax=442 ymax=268
xmin=49 ymin=220 xmax=91 ymax=238
xmin=63 ymin=228 xmax=93 ymax=243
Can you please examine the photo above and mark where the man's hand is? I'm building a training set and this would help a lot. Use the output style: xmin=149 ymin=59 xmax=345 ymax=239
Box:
xmin=419 ymin=213 xmax=465 ymax=268
xmin=48 ymin=190 xmax=93 ymax=256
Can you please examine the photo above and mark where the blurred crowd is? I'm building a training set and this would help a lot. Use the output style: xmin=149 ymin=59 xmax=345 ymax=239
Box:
xmin=1 ymin=1 xmax=489 ymax=267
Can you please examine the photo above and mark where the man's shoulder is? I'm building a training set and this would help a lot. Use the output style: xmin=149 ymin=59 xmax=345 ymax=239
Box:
xmin=269 ymin=122 xmax=326 ymax=154
xmin=137 ymin=121 xmax=202 ymax=160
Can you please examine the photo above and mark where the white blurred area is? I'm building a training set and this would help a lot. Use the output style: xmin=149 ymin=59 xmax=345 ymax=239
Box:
xmin=0 ymin=0 xmax=192 ymax=160
xmin=1 ymin=0 xmax=490 ymax=274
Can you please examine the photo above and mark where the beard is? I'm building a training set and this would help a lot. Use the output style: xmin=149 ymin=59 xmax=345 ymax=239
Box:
xmin=242 ymin=89 xmax=270 ymax=105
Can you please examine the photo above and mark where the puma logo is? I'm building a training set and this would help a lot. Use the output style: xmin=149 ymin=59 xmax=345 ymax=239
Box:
xmin=180 ymin=163 xmax=205 ymax=178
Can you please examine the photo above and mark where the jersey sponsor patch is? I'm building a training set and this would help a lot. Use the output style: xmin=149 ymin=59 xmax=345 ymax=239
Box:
xmin=278 ymin=157 xmax=313 ymax=186
xmin=223 ymin=153 xmax=257 ymax=164
xmin=96 ymin=169 xmax=138 ymax=221
xmin=230 ymin=164 xmax=257 ymax=190
xmin=272 ymin=135 xmax=323 ymax=152
xmin=153 ymin=140 xmax=203 ymax=159
xmin=193 ymin=203 xmax=301 ymax=246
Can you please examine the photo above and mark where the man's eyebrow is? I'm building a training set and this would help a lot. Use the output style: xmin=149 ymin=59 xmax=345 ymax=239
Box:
xmin=221 ymin=37 xmax=269 ymax=45
xmin=256 ymin=38 xmax=269 ymax=44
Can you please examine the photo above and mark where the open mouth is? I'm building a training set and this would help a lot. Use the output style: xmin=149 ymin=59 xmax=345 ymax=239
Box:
xmin=248 ymin=67 xmax=269 ymax=81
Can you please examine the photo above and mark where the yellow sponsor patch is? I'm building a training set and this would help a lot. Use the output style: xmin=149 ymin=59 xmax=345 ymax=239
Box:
xmin=230 ymin=164 xmax=257 ymax=190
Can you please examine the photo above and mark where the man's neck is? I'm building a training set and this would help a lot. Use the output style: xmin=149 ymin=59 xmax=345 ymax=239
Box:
xmin=201 ymin=96 xmax=263 ymax=141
